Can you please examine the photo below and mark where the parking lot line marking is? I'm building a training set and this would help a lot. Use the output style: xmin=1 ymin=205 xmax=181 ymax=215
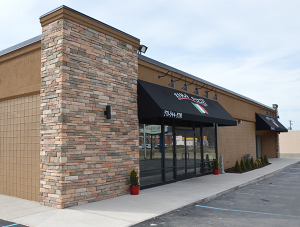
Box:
xmin=195 ymin=205 xmax=300 ymax=218
xmin=3 ymin=224 xmax=19 ymax=227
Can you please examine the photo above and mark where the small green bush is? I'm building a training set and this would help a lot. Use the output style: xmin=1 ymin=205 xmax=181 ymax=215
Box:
xmin=240 ymin=158 xmax=247 ymax=171
xmin=264 ymin=155 xmax=269 ymax=164
xmin=213 ymin=159 xmax=219 ymax=169
xmin=130 ymin=168 xmax=139 ymax=186
xmin=235 ymin=160 xmax=241 ymax=172
xmin=261 ymin=157 xmax=265 ymax=165
xmin=255 ymin=159 xmax=262 ymax=166
xmin=245 ymin=158 xmax=252 ymax=169
xmin=250 ymin=157 xmax=255 ymax=168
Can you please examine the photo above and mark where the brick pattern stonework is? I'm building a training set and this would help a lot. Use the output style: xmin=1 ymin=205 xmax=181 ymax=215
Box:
xmin=40 ymin=18 xmax=139 ymax=208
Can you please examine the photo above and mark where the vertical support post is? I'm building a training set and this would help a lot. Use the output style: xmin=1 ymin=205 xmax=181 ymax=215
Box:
xmin=193 ymin=123 xmax=196 ymax=175
xmin=172 ymin=119 xmax=176 ymax=180
xmin=200 ymin=123 xmax=204 ymax=174
xmin=215 ymin=123 xmax=218 ymax=160
xmin=161 ymin=118 xmax=165 ymax=182
xmin=150 ymin=134 xmax=153 ymax=160
xmin=144 ymin=124 xmax=146 ymax=159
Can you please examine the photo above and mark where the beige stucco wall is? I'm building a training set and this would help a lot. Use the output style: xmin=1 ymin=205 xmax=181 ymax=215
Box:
xmin=279 ymin=130 xmax=300 ymax=158
xmin=0 ymin=41 xmax=41 ymax=101
xmin=0 ymin=94 xmax=40 ymax=201
xmin=218 ymin=121 xmax=256 ymax=169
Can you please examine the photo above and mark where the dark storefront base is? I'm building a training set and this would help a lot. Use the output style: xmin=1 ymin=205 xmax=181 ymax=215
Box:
xmin=140 ymin=167 xmax=214 ymax=190
xmin=139 ymin=118 xmax=216 ymax=190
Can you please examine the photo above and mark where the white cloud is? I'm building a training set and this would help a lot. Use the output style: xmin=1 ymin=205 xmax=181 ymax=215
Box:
xmin=0 ymin=0 xmax=299 ymax=130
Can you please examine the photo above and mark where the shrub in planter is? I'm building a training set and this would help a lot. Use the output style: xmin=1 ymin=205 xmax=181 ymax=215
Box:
xmin=213 ymin=159 xmax=219 ymax=175
xmin=255 ymin=159 xmax=262 ymax=166
xmin=240 ymin=158 xmax=247 ymax=171
xmin=261 ymin=157 xmax=265 ymax=165
xmin=234 ymin=160 xmax=241 ymax=172
xmin=264 ymin=155 xmax=269 ymax=164
xmin=250 ymin=157 xmax=255 ymax=168
xmin=130 ymin=168 xmax=139 ymax=195
xmin=245 ymin=158 xmax=252 ymax=169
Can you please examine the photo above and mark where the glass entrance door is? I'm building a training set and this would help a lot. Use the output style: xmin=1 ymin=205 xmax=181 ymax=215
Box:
xmin=256 ymin=136 xmax=262 ymax=159
xmin=175 ymin=130 xmax=195 ymax=181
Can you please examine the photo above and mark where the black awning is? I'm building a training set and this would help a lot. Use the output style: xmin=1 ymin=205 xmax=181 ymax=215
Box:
xmin=138 ymin=80 xmax=237 ymax=126
xmin=256 ymin=113 xmax=288 ymax=132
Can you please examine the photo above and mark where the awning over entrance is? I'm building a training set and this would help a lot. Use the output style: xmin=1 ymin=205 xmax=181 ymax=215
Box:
xmin=256 ymin=113 xmax=288 ymax=132
xmin=138 ymin=80 xmax=237 ymax=126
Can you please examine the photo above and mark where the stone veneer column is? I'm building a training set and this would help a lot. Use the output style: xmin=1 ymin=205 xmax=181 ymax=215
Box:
xmin=40 ymin=9 xmax=139 ymax=208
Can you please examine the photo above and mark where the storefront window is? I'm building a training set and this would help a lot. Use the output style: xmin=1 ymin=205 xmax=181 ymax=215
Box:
xmin=203 ymin=124 xmax=216 ymax=173
xmin=139 ymin=124 xmax=163 ymax=186
xmin=139 ymin=120 xmax=218 ymax=188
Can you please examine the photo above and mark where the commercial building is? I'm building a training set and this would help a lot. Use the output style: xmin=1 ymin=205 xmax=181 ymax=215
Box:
xmin=0 ymin=5 xmax=287 ymax=208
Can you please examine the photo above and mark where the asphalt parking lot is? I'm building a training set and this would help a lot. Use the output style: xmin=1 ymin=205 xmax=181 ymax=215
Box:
xmin=132 ymin=163 xmax=300 ymax=227
xmin=0 ymin=219 xmax=27 ymax=227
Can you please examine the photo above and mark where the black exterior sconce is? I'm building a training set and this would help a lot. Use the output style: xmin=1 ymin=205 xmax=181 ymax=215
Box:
xmin=104 ymin=105 xmax=111 ymax=119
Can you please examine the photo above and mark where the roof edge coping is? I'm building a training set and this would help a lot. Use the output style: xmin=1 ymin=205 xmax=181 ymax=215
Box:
xmin=39 ymin=5 xmax=140 ymax=43
xmin=0 ymin=35 xmax=41 ymax=57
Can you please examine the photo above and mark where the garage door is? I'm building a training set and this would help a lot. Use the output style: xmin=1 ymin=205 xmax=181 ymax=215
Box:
xmin=0 ymin=94 xmax=40 ymax=201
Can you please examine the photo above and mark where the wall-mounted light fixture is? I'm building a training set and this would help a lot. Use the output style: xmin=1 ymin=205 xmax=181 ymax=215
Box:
xmin=104 ymin=105 xmax=111 ymax=119
xmin=213 ymin=88 xmax=218 ymax=101
xmin=170 ymin=75 xmax=183 ymax=88
xmin=204 ymin=85 xmax=209 ymax=98
xmin=138 ymin=45 xmax=148 ymax=54
xmin=238 ymin=119 xmax=242 ymax=124
xmin=183 ymin=79 xmax=199 ymax=95
xmin=194 ymin=82 xmax=199 ymax=95
xmin=204 ymin=86 xmax=216 ymax=99
xmin=158 ymin=70 xmax=170 ymax=79
xmin=158 ymin=70 xmax=183 ymax=88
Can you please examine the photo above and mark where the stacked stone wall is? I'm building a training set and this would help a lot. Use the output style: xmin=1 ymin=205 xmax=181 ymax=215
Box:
xmin=40 ymin=18 xmax=139 ymax=208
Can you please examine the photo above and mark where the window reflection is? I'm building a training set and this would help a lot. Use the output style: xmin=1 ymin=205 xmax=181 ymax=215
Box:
xmin=139 ymin=124 xmax=163 ymax=186
xmin=203 ymin=125 xmax=216 ymax=172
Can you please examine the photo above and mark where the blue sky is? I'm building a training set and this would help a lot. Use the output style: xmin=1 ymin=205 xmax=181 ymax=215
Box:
xmin=1 ymin=0 xmax=299 ymax=130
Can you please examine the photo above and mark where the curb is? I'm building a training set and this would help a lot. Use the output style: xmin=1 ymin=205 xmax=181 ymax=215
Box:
xmin=130 ymin=160 xmax=300 ymax=226
xmin=196 ymin=160 xmax=300 ymax=205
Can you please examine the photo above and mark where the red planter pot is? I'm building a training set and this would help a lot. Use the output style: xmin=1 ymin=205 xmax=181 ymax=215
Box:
xmin=213 ymin=169 xmax=219 ymax=175
xmin=130 ymin=185 xmax=140 ymax=195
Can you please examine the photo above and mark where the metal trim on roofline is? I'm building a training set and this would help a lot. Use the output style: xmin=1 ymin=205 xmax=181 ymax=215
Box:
xmin=0 ymin=35 xmax=41 ymax=57
xmin=39 ymin=5 xmax=140 ymax=41
xmin=138 ymin=54 xmax=274 ymax=110
xmin=0 ymin=35 xmax=274 ymax=111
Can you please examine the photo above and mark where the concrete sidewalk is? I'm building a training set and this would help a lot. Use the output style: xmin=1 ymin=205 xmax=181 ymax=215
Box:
xmin=1 ymin=158 xmax=299 ymax=227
